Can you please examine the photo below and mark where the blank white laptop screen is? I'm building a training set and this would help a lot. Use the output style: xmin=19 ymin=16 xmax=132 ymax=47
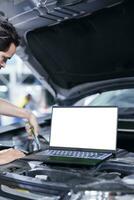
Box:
xmin=50 ymin=107 xmax=118 ymax=151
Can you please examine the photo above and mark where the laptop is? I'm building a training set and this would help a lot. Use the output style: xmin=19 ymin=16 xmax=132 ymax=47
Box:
xmin=24 ymin=106 xmax=118 ymax=166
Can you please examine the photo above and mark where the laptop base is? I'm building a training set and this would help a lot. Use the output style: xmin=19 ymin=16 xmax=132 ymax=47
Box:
xmin=22 ymin=152 xmax=112 ymax=166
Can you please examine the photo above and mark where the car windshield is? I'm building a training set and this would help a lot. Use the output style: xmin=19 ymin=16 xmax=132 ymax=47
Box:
xmin=74 ymin=88 xmax=134 ymax=118
xmin=89 ymin=89 xmax=134 ymax=107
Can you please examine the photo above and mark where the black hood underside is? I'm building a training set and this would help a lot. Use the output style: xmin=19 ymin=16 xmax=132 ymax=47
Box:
xmin=26 ymin=0 xmax=134 ymax=90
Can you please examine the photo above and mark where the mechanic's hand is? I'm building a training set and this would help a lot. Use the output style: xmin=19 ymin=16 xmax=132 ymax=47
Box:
xmin=0 ymin=148 xmax=25 ymax=165
xmin=25 ymin=113 xmax=40 ymax=138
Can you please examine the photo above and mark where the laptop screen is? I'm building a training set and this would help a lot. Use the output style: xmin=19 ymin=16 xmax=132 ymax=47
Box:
xmin=50 ymin=107 xmax=118 ymax=151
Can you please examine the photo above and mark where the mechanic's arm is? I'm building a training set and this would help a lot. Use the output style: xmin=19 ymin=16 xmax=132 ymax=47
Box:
xmin=0 ymin=99 xmax=39 ymax=135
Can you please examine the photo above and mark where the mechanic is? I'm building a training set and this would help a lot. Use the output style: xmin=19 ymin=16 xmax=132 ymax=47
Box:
xmin=0 ymin=16 xmax=39 ymax=164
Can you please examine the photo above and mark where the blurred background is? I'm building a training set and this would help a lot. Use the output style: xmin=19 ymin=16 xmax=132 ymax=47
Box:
xmin=0 ymin=54 xmax=54 ymax=126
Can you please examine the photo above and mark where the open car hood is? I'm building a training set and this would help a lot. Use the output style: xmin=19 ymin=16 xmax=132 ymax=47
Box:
xmin=1 ymin=0 xmax=134 ymax=98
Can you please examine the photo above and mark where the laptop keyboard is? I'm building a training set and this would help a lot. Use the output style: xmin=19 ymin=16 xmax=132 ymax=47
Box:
xmin=45 ymin=150 xmax=110 ymax=160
